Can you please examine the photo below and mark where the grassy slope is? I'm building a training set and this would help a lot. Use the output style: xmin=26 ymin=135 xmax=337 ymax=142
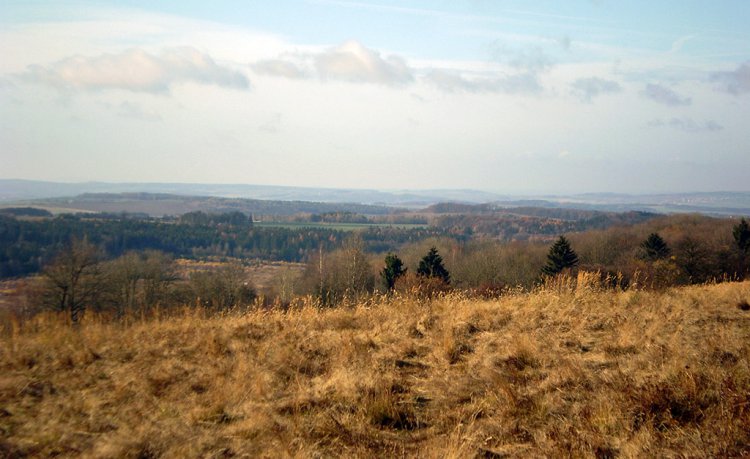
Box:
xmin=1 ymin=281 xmax=749 ymax=458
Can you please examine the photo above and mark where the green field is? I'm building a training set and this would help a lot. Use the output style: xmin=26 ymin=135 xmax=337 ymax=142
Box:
xmin=253 ymin=221 xmax=427 ymax=231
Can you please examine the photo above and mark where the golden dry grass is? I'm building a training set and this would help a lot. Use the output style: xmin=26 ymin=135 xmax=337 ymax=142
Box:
xmin=1 ymin=280 xmax=749 ymax=458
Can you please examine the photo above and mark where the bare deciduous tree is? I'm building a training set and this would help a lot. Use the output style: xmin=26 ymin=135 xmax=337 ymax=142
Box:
xmin=41 ymin=238 xmax=102 ymax=323
xmin=104 ymin=250 xmax=176 ymax=316
xmin=189 ymin=262 xmax=255 ymax=310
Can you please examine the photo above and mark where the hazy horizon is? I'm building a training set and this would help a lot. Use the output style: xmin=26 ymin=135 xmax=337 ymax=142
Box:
xmin=2 ymin=1 xmax=749 ymax=194
xmin=4 ymin=177 xmax=750 ymax=201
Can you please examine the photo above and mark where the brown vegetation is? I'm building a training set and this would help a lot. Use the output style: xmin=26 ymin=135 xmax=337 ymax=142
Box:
xmin=1 ymin=278 xmax=749 ymax=457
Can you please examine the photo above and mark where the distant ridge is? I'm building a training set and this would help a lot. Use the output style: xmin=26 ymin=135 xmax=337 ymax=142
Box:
xmin=1 ymin=192 xmax=399 ymax=217
xmin=1 ymin=180 xmax=749 ymax=216
xmin=0 ymin=179 xmax=506 ymax=207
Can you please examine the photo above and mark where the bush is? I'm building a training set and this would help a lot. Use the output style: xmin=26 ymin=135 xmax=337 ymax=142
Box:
xmin=394 ymin=272 xmax=450 ymax=299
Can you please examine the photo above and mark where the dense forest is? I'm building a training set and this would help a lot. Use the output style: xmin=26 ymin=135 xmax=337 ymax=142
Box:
xmin=0 ymin=205 xmax=660 ymax=279
xmin=430 ymin=208 xmax=659 ymax=240
xmin=0 ymin=212 xmax=448 ymax=278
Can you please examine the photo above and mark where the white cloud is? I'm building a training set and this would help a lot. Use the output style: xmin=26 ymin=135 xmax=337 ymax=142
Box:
xmin=249 ymin=41 xmax=414 ymax=87
xmin=489 ymin=42 xmax=554 ymax=73
xmin=570 ymin=77 xmax=621 ymax=102
xmin=641 ymin=83 xmax=691 ymax=106
xmin=423 ymin=69 xmax=542 ymax=94
xmin=314 ymin=41 xmax=413 ymax=86
xmin=19 ymin=47 xmax=249 ymax=93
xmin=648 ymin=118 xmax=723 ymax=133
xmin=558 ymin=35 xmax=572 ymax=51
xmin=712 ymin=61 xmax=750 ymax=95
xmin=116 ymin=101 xmax=162 ymax=121
xmin=251 ymin=59 xmax=308 ymax=79
xmin=258 ymin=112 xmax=283 ymax=133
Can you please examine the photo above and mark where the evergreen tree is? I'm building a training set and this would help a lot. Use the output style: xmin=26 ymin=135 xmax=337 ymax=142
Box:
xmin=640 ymin=232 xmax=671 ymax=261
xmin=733 ymin=218 xmax=750 ymax=254
xmin=417 ymin=247 xmax=450 ymax=284
xmin=733 ymin=218 xmax=750 ymax=278
xmin=380 ymin=253 xmax=406 ymax=291
xmin=541 ymin=236 xmax=579 ymax=276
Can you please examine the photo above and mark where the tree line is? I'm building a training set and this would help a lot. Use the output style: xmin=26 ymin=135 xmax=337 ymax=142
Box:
xmin=33 ymin=215 xmax=750 ymax=322
xmin=30 ymin=238 xmax=460 ymax=321
xmin=8 ymin=213 xmax=750 ymax=322
xmin=298 ymin=215 xmax=750 ymax=304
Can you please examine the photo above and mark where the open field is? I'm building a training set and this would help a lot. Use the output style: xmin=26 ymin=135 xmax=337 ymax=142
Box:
xmin=173 ymin=259 xmax=306 ymax=293
xmin=1 ymin=280 xmax=749 ymax=457
xmin=0 ymin=278 xmax=37 ymax=314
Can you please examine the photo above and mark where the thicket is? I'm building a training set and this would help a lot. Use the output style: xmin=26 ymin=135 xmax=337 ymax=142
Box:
xmin=24 ymin=241 xmax=258 ymax=323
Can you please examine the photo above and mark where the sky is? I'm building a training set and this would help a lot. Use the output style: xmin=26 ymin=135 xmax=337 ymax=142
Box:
xmin=1 ymin=0 xmax=749 ymax=194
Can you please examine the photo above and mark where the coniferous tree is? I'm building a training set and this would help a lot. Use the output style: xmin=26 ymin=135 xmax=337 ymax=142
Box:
xmin=639 ymin=232 xmax=671 ymax=261
xmin=733 ymin=218 xmax=750 ymax=254
xmin=417 ymin=247 xmax=450 ymax=284
xmin=381 ymin=253 xmax=406 ymax=291
xmin=541 ymin=236 xmax=579 ymax=276
xmin=674 ymin=237 xmax=711 ymax=284
xmin=733 ymin=218 xmax=750 ymax=277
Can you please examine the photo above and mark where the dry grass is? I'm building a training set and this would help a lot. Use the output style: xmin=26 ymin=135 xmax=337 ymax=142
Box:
xmin=1 ymin=280 xmax=749 ymax=458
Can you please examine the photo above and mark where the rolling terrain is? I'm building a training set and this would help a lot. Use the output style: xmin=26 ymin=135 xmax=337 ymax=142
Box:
xmin=0 ymin=192 xmax=397 ymax=217
xmin=3 ymin=179 xmax=750 ymax=215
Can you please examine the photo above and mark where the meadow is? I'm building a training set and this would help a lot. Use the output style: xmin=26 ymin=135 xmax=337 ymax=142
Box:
xmin=1 ymin=276 xmax=749 ymax=457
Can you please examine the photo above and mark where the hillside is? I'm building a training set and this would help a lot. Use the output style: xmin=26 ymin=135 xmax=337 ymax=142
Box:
xmin=1 ymin=280 xmax=749 ymax=457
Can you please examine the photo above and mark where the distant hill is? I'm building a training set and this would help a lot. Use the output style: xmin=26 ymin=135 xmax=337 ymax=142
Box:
xmin=423 ymin=203 xmax=495 ymax=214
xmin=3 ymin=192 xmax=400 ymax=217
xmin=1 ymin=180 xmax=749 ymax=216
xmin=0 ymin=179 xmax=506 ymax=207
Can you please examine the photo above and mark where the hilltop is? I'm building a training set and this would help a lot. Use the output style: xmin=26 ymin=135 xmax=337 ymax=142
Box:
xmin=1 ymin=280 xmax=748 ymax=457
